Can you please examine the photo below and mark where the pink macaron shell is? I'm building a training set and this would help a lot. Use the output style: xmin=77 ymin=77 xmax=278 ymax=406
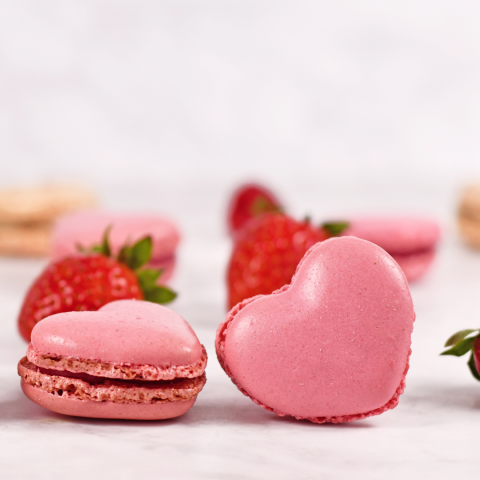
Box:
xmin=51 ymin=211 xmax=180 ymax=280
xmin=31 ymin=300 xmax=203 ymax=368
xmin=391 ymin=249 xmax=435 ymax=282
xmin=216 ymin=237 xmax=415 ymax=422
xmin=22 ymin=381 xmax=196 ymax=420
xmin=342 ymin=217 xmax=440 ymax=254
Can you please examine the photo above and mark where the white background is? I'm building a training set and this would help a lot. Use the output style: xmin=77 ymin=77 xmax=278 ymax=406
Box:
xmin=1 ymin=1 xmax=480 ymax=196
xmin=1 ymin=1 xmax=480 ymax=478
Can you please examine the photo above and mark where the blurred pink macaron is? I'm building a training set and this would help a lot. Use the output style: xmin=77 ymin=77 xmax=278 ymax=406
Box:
xmin=18 ymin=300 xmax=207 ymax=420
xmin=340 ymin=217 xmax=440 ymax=281
xmin=51 ymin=211 xmax=180 ymax=281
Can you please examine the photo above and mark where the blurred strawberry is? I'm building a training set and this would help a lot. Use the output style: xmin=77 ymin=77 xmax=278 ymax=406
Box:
xmin=227 ymin=183 xmax=282 ymax=238
xmin=227 ymin=213 xmax=328 ymax=309
xmin=18 ymin=230 xmax=176 ymax=342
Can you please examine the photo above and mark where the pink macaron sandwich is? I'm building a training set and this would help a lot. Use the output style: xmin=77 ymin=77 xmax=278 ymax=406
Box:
xmin=339 ymin=217 xmax=440 ymax=282
xmin=18 ymin=300 xmax=207 ymax=420
xmin=51 ymin=211 xmax=180 ymax=281
xmin=216 ymin=236 xmax=415 ymax=424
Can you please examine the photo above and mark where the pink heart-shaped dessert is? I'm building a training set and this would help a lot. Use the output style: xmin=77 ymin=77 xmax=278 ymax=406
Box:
xmin=216 ymin=236 xmax=415 ymax=423
xmin=19 ymin=300 xmax=207 ymax=420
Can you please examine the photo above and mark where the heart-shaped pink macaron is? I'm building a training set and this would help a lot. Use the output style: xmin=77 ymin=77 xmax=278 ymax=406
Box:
xmin=19 ymin=300 xmax=207 ymax=420
xmin=216 ymin=236 xmax=415 ymax=424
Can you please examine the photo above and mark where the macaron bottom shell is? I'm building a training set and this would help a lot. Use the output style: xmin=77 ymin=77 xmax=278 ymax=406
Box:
xmin=21 ymin=381 xmax=197 ymax=421
xmin=391 ymin=248 xmax=435 ymax=282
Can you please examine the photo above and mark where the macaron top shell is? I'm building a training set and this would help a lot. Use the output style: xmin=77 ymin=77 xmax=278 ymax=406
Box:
xmin=217 ymin=237 xmax=415 ymax=420
xmin=31 ymin=300 xmax=202 ymax=367
xmin=342 ymin=217 xmax=440 ymax=254
xmin=51 ymin=211 xmax=180 ymax=259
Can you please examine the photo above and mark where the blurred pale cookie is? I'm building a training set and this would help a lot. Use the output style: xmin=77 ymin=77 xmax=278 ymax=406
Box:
xmin=0 ymin=185 xmax=96 ymax=224
xmin=458 ymin=183 xmax=480 ymax=248
xmin=0 ymin=224 xmax=52 ymax=256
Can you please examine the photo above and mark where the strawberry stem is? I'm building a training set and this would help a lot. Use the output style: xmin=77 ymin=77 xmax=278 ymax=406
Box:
xmin=250 ymin=196 xmax=283 ymax=217
xmin=321 ymin=221 xmax=350 ymax=237
xmin=91 ymin=225 xmax=112 ymax=256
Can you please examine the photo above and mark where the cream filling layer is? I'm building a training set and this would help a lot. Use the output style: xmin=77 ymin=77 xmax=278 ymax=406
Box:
xmin=18 ymin=357 xmax=206 ymax=404
xmin=27 ymin=343 xmax=208 ymax=381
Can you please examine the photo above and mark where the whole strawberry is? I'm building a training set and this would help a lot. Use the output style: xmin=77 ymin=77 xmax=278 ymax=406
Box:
xmin=441 ymin=329 xmax=480 ymax=381
xmin=18 ymin=230 xmax=176 ymax=342
xmin=227 ymin=183 xmax=282 ymax=238
xmin=227 ymin=213 xmax=328 ymax=309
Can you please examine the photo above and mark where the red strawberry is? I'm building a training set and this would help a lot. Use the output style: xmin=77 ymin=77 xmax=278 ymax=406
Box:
xmin=441 ymin=329 xmax=480 ymax=381
xmin=227 ymin=183 xmax=282 ymax=237
xmin=18 ymin=232 xmax=176 ymax=342
xmin=227 ymin=213 xmax=328 ymax=309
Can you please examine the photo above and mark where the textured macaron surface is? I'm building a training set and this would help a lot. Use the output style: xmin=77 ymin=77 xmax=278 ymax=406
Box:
xmin=52 ymin=211 xmax=180 ymax=258
xmin=216 ymin=237 xmax=415 ymax=422
xmin=31 ymin=300 xmax=203 ymax=368
xmin=343 ymin=217 xmax=440 ymax=254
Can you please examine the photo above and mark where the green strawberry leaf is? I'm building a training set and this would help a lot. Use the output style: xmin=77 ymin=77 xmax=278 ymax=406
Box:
xmin=127 ymin=236 xmax=152 ymax=271
xmin=136 ymin=268 xmax=162 ymax=291
xmin=467 ymin=351 xmax=480 ymax=381
xmin=444 ymin=329 xmax=479 ymax=347
xmin=117 ymin=244 xmax=131 ymax=265
xmin=77 ymin=229 xmax=177 ymax=304
xmin=137 ymin=267 xmax=176 ymax=305
xmin=321 ymin=221 xmax=350 ymax=236
xmin=441 ymin=336 xmax=477 ymax=357
xmin=143 ymin=285 xmax=177 ymax=304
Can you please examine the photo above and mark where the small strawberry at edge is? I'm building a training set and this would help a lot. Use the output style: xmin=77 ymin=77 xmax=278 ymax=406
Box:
xmin=18 ymin=229 xmax=176 ymax=342
xmin=227 ymin=183 xmax=283 ymax=238
xmin=441 ymin=329 xmax=480 ymax=381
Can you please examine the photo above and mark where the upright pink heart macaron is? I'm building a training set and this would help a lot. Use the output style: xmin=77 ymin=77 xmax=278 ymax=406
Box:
xmin=18 ymin=300 xmax=207 ymax=420
xmin=340 ymin=217 xmax=440 ymax=281
xmin=216 ymin=236 xmax=415 ymax=424
xmin=51 ymin=211 xmax=180 ymax=281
